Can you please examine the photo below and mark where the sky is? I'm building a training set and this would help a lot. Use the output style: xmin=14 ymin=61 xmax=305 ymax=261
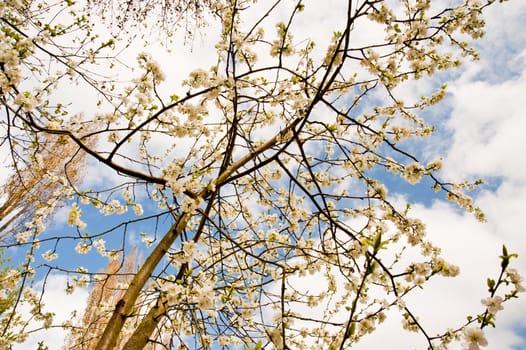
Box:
xmin=349 ymin=2 xmax=526 ymax=348
xmin=2 ymin=0 xmax=526 ymax=349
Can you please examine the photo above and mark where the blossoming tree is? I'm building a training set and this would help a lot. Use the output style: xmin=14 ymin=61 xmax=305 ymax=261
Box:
xmin=0 ymin=0 xmax=524 ymax=349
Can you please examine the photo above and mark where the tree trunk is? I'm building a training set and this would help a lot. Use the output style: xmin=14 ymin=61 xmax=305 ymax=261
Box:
xmin=95 ymin=213 xmax=189 ymax=350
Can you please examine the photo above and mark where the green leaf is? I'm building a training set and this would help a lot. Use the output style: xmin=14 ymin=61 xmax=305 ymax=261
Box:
xmin=502 ymin=245 xmax=508 ymax=257
xmin=487 ymin=278 xmax=495 ymax=292
xmin=367 ymin=261 xmax=376 ymax=274
xmin=348 ymin=322 xmax=356 ymax=336
xmin=252 ymin=340 xmax=263 ymax=350
xmin=373 ymin=229 xmax=382 ymax=253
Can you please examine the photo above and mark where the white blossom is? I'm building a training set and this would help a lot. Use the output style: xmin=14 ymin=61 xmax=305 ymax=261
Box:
xmin=463 ymin=327 xmax=488 ymax=350
xmin=75 ymin=242 xmax=92 ymax=254
xmin=41 ymin=250 xmax=58 ymax=262
xmin=481 ymin=296 xmax=504 ymax=314
xmin=401 ymin=162 xmax=425 ymax=184
xmin=507 ymin=268 xmax=526 ymax=292
xmin=133 ymin=203 xmax=144 ymax=216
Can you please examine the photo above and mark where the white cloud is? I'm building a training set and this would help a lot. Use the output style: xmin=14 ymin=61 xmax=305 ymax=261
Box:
xmin=444 ymin=56 xmax=526 ymax=182
xmin=408 ymin=201 xmax=526 ymax=350
xmin=262 ymin=1 xmax=526 ymax=348
xmin=295 ymin=197 xmax=526 ymax=350
xmin=13 ymin=275 xmax=88 ymax=350
xmin=0 ymin=143 xmax=12 ymax=188
xmin=373 ymin=2 xmax=526 ymax=347
xmin=262 ymin=196 xmax=525 ymax=350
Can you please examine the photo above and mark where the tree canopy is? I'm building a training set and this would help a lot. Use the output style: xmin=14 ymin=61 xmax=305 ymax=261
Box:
xmin=0 ymin=0 xmax=524 ymax=349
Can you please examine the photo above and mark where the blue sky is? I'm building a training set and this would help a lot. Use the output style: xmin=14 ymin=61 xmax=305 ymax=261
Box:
xmin=2 ymin=0 xmax=526 ymax=349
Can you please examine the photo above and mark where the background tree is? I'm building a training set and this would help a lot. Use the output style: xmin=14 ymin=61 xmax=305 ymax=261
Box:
xmin=85 ymin=0 xmax=212 ymax=39
xmin=0 ymin=130 xmax=92 ymax=242
xmin=65 ymin=248 xmax=149 ymax=349
xmin=0 ymin=0 xmax=524 ymax=349
xmin=0 ymin=248 xmax=26 ymax=347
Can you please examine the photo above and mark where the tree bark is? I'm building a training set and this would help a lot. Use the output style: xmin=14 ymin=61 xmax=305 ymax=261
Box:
xmin=122 ymin=294 xmax=166 ymax=349
xmin=95 ymin=212 xmax=189 ymax=350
